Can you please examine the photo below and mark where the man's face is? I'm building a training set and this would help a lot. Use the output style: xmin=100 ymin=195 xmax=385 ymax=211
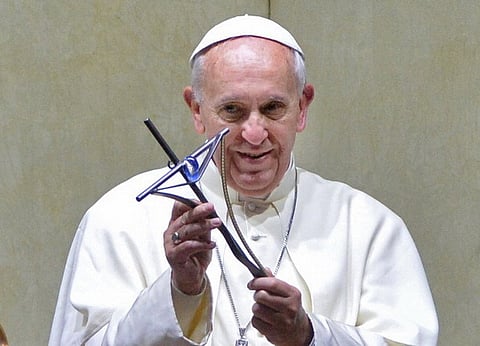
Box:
xmin=185 ymin=37 xmax=313 ymax=197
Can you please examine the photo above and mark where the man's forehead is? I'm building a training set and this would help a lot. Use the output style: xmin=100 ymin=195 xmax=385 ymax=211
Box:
xmin=207 ymin=36 xmax=293 ymax=62
xmin=189 ymin=14 xmax=304 ymax=66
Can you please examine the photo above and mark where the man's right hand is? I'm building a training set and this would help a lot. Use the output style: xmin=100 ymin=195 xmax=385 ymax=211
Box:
xmin=164 ymin=201 xmax=220 ymax=295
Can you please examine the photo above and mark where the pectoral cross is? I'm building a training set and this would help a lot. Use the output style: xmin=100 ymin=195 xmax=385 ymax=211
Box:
xmin=235 ymin=328 xmax=248 ymax=346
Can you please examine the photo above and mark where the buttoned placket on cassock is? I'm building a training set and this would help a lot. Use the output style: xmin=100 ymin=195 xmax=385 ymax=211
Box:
xmin=204 ymin=161 xmax=313 ymax=345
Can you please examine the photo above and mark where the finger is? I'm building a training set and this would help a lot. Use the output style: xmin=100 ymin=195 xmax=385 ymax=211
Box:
xmin=253 ymin=287 xmax=293 ymax=309
xmin=251 ymin=314 xmax=274 ymax=336
xmin=177 ymin=202 xmax=216 ymax=226
xmin=248 ymin=276 xmax=291 ymax=298
xmin=263 ymin=267 xmax=274 ymax=277
xmin=249 ymin=279 xmax=303 ymax=321
xmin=170 ymin=200 xmax=194 ymax=222
xmin=251 ymin=296 xmax=310 ymax=346
xmin=172 ymin=218 xmax=221 ymax=244
xmin=252 ymin=300 xmax=279 ymax=324
xmin=169 ymin=239 xmax=216 ymax=265
xmin=167 ymin=202 xmax=219 ymax=243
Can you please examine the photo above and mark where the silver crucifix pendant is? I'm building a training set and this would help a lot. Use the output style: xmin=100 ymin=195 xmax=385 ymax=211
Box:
xmin=235 ymin=338 xmax=248 ymax=346
xmin=235 ymin=327 xmax=248 ymax=346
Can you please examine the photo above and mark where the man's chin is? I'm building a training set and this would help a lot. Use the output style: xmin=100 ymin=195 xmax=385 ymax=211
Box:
xmin=231 ymin=177 xmax=275 ymax=197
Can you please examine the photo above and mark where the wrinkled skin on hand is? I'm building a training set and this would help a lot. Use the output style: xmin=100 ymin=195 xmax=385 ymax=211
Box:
xmin=164 ymin=201 xmax=221 ymax=295
xmin=248 ymin=269 xmax=314 ymax=346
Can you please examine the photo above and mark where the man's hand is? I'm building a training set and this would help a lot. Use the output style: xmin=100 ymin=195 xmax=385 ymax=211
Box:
xmin=248 ymin=269 xmax=314 ymax=346
xmin=164 ymin=201 xmax=221 ymax=295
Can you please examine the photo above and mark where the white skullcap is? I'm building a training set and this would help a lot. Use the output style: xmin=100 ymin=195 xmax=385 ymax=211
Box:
xmin=189 ymin=14 xmax=304 ymax=66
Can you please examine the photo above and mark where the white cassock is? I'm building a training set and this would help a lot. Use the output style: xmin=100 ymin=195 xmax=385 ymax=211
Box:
xmin=49 ymin=158 xmax=438 ymax=345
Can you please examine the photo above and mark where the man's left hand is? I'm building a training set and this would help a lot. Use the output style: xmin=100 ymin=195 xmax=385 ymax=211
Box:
xmin=247 ymin=269 xmax=314 ymax=346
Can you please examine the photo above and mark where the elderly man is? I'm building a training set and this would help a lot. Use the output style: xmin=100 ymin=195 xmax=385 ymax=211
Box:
xmin=49 ymin=15 xmax=438 ymax=345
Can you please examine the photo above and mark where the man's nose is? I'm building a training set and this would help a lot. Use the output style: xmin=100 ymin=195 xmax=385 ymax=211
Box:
xmin=241 ymin=113 xmax=268 ymax=145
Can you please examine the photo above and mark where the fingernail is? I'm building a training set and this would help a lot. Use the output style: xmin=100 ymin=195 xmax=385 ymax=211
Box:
xmin=211 ymin=218 xmax=222 ymax=227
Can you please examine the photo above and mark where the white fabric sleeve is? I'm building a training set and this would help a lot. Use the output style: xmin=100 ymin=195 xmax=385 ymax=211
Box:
xmin=171 ymin=278 xmax=212 ymax=343
xmin=309 ymin=314 xmax=388 ymax=345
xmin=48 ymin=176 xmax=213 ymax=346
xmin=102 ymin=270 xmax=212 ymax=345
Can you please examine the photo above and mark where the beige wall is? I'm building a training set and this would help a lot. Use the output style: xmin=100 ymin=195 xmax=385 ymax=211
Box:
xmin=0 ymin=1 xmax=478 ymax=345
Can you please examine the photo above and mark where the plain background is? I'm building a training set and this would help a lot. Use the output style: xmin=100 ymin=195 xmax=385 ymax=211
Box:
xmin=1 ymin=1 xmax=478 ymax=345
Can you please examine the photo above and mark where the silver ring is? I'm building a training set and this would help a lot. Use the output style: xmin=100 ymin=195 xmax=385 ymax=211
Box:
xmin=171 ymin=231 xmax=181 ymax=245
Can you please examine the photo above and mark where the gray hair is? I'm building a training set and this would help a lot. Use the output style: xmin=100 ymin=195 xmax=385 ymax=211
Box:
xmin=190 ymin=47 xmax=306 ymax=103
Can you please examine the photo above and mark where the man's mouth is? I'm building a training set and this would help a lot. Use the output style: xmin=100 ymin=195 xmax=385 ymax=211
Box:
xmin=239 ymin=151 xmax=270 ymax=159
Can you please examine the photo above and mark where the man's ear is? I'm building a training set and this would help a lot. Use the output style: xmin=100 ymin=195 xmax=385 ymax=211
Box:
xmin=183 ymin=86 xmax=205 ymax=134
xmin=297 ymin=83 xmax=315 ymax=132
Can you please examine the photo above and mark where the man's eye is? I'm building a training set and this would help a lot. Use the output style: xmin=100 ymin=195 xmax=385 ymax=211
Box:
xmin=218 ymin=104 xmax=245 ymax=121
xmin=261 ymin=101 xmax=287 ymax=119
xmin=224 ymin=104 xmax=239 ymax=113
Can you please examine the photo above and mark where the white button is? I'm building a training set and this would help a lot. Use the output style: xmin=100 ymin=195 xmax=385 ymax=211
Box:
xmin=246 ymin=202 xmax=257 ymax=211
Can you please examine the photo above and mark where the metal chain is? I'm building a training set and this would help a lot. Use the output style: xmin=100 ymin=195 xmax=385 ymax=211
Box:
xmin=216 ymin=137 xmax=299 ymax=339
xmin=220 ymin=139 xmax=265 ymax=272
xmin=215 ymin=246 xmax=247 ymax=335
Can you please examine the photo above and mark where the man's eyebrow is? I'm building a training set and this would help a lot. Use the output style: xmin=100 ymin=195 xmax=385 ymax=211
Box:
xmin=267 ymin=95 xmax=288 ymax=101
xmin=262 ymin=95 xmax=290 ymax=104
xmin=214 ymin=96 xmax=245 ymax=106
xmin=218 ymin=98 xmax=240 ymax=103
xmin=214 ymin=94 xmax=289 ymax=106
